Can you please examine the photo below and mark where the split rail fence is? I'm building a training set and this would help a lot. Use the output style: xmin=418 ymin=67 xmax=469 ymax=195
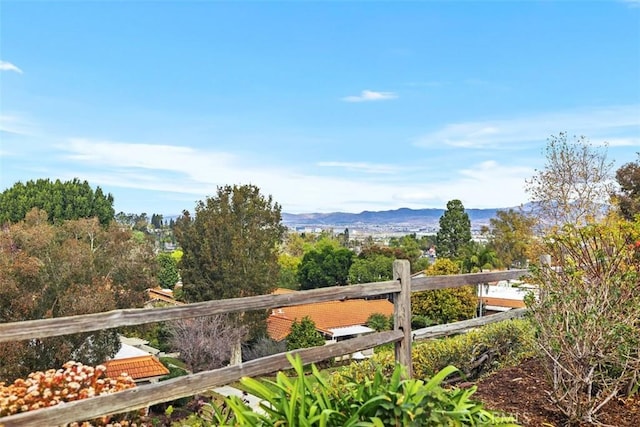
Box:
xmin=0 ymin=260 xmax=528 ymax=426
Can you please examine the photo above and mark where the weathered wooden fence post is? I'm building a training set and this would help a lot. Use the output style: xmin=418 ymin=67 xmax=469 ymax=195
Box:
xmin=392 ymin=259 xmax=413 ymax=377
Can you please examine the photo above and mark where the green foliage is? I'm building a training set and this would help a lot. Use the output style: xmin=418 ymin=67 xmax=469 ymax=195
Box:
xmin=0 ymin=178 xmax=115 ymax=226
xmin=460 ymin=241 xmax=502 ymax=273
xmin=436 ymin=199 xmax=471 ymax=259
xmin=206 ymin=354 xmax=518 ymax=426
xmin=411 ymin=259 xmax=477 ymax=324
xmin=175 ymin=184 xmax=284 ymax=340
xmin=348 ymin=253 xmax=393 ymax=284
xmin=286 ymin=316 xmax=325 ymax=351
xmin=297 ymin=245 xmax=353 ymax=289
xmin=277 ymin=253 xmax=301 ymax=290
xmin=613 ymin=155 xmax=640 ymax=221
xmin=527 ymin=218 xmax=640 ymax=424
xmin=0 ymin=209 xmax=157 ymax=381
xmin=334 ymin=319 xmax=534 ymax=385
xmin=366 ymin=312 xmax=392 ymax=332
xmin=487 ymin=209 xmax=536 ymax=268
xmin=157 ymin=252 xmax=180 ymax=288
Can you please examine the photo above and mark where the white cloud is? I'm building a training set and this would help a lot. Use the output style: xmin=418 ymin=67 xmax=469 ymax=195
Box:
xmin=414 ymin=105 xmax=640 ymax=149
xmin=54 ymin=138 xmax=533 ymax=213
xmin=316 ymin=161 xmax=399 ymax=174
xmin=0 ymin=61 xmax=23 ymax=74
xmin=342 ymin=90 xmax=398 ymax=103
xmin=0 ymin=114 xmax=34 ymax=136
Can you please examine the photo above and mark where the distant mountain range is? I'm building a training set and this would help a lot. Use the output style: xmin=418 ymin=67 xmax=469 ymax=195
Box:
xmin=282 ymin=207 xmax=503 ymax=229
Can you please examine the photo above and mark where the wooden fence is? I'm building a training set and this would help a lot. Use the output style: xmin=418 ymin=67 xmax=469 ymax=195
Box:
xmin=0 ymin=261 xmax=527 ymax=426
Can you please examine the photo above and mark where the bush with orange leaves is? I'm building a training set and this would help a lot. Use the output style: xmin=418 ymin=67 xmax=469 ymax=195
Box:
xmin=0 ymin=361 xmax=138 ymax=425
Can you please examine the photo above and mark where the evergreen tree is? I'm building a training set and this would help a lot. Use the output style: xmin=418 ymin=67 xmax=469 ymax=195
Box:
xmin=0 ymin=178 xmax=114 ymax=225
xmin=175 ymin=184 xmax=284 ymax=343
xmin=286 ymin=316 xmax=325 ymax=350
xmin=613 ymin=156 xmax=640 ymax=221
xmin=436 ymin=199 xmax=471 ymax=259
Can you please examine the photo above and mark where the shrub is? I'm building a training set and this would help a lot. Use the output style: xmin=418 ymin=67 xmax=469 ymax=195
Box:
xmin=285 ymin=316 xmax=325 ymax=351
xmin=0 ymin=361 xmax=138 ymax=425
xmin=207 ymin=354 xmax=518 ymax=426
xmin=527 ymin=219 xmax=640 ymax=425
xmin=332 ymin=318 xmax=534 ymax=387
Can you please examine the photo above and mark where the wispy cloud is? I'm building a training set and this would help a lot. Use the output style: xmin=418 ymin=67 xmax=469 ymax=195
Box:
xmin=317 ymin=161 xmax=399 ymax=174
xmin=0 ymin=61 xmax=23 ymax=74
xmin=342 ymin=90 xmax=398 ymax=103
xmin=54 ymin=138 xmax=533 ymax=213
xmin=414 ymin=105 xmax=640 ymax=149
xmin=0 ymin=114 xmax=34 ymax=136
xmin=621 ymin=0 xmax=640 ymax=8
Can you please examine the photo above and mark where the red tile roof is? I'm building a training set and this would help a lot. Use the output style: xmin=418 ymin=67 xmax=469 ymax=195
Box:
xmin=267 ymin=297 xmax=393 ymax=341
xmin=103 ymin=355 xmax=169 ymax=381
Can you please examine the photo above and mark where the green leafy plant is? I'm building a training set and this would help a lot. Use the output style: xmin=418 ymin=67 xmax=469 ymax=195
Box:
xmin=201 ymin=354 xmax=518 ymax=426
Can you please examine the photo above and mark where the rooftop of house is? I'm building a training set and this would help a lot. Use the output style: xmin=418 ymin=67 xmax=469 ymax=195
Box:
xmin=266 ymin=292 xmax=393 ymax=341
xmin=103 ymin=355 xmax=169 ymax=381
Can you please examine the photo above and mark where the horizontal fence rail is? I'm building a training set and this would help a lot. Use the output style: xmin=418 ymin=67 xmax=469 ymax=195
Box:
xmin=412 ymin=307 xmax=528 ymax=340
xmin=0 ymin=265 xmax=531 ymax=426
xmin=411 ymin=269 xmax=528 ymax=292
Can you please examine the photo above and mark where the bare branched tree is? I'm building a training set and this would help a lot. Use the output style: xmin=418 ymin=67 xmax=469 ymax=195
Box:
xmin=525 ymin=133 xmax=614 ymax=230
xmin=168 ymin=314 xmax=247 ymax=373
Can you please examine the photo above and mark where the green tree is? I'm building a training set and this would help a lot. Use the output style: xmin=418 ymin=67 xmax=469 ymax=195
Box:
xmin=460 ymin=241 xmax=502 ymax=273
xmin=348 ymin=253 xmax=394 ymax=284
xmin=436 ymin=199 xmax=472 ymax=259
xmin=174 ymin=184 xmax=285 ymax=360
xmin=0 ymin=178 xmax=115 ymax=225
xmin=157 ymin=252 xmax=180 ymax=289
xmin=487 ymin=209 xmax=536 ymax=268
xmin=286 ymin=316 xmax=325 ymax=351
xmin=297 ymin=245 xmax=353 ymax=289
xmin=525 ymin=132 xmax=614 ymax=229
xmin=411 ymin=258 xmax=476 ymax=324
xmin=277 ymin=253 xmax=301 ymax=290
xmin=366 ymin=312 xmax=392 ymax=332
xmin=0 ymin=208 xmax=156 ymax=381
xmin=613 ymin=155 xmax=640 ymax=221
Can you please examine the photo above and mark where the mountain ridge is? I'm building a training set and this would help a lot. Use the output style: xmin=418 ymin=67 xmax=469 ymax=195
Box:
xmin=282 ymin=207 xmax=506 ymax=227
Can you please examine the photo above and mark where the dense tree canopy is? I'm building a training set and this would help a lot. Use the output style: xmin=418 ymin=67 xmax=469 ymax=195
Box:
xmin=175 ymin=184 xmax=284 ymax=342
xmin=157 ymin=252 xmax=180 ymax=289
xmin=613 ymin=156 xmax=640 ymax=221
xmin=411 ymin=258 xmax=476 ymax=324
xmin=436 ymin=199 xmax=471 ymax=259
xmin=525 ymin=133 xmax=614 ymax=229
xmin=487 ymin=209 xmax=536 ymax=268
xmin=348 ymin=253 xmax=394 ymax=284
xmin=297 ymin=244 xmax=353 ymax=289
xmin=0 ymin=178 xmax=115 ymax=226
xmin=0 ymin=208 xmax=156 ymax=381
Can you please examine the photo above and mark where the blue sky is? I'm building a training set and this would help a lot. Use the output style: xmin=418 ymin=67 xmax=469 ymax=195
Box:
xmin=1 ymin=1 xmax=639 ymax=215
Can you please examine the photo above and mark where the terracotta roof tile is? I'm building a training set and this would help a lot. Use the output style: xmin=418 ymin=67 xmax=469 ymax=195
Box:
xmin=481 ymin=297 xmax=526 ymax=308
xmin=267 ymin=298 xmax=393 ymax=341
xmin=103 ymin=355 xmax=169 ymax=381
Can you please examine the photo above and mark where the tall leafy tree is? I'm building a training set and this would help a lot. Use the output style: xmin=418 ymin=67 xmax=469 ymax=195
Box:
xmin=613 ymin=156 xmax=640 ymax=221
xmin=0 ymin=208 xmax=156 ymax=381
xmin=525 ymin=132 xmax=614 ymax=229
xmin=0 ymin=178 xmax=114 ymax=226
xmin=157 ymin=252 xmax=180 ymax=289
xmin=436 ymin=199 xmax=471 ymax=259
xmin=487 ymin=209 xmax=536 ymax=268
xmin=297 ymin=245 xmax=353 ymax=289
xmin=174 ymin=184 xmax=285 ymax=360
xmin=348 ymin=253 xmax=394 ymax=284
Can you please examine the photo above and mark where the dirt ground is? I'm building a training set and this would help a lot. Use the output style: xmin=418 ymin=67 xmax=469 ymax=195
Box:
xmin=473 ymin=358 xmax=640 ymax=426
